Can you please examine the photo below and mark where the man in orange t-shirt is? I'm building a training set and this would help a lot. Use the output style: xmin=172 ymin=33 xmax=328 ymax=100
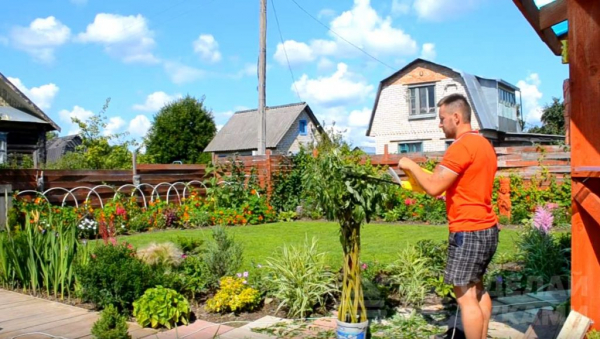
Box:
xmin=398 ymin=94 xmax=498 ymax=339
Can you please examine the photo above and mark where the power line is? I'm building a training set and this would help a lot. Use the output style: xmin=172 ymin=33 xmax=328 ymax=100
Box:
xmin=270 ymin=0 xmax=302 ymax=100
xmin=287 ymin=0 xmax=396 ymax=71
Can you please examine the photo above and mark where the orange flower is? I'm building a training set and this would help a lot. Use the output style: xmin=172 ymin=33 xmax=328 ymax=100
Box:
xmin=242 ymin=218 xmax=247 ymax=224
xmin=258 ymin=215 xmax=263 ymax=221
xmin=251 ymin=189 xmax=256 ymax=195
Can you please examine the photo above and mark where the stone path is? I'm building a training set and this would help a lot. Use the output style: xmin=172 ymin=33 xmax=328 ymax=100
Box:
xmin=0 ymin=288 xmax=570 ymax=339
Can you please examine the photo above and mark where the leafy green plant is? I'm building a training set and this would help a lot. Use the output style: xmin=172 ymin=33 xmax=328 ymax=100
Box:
xmin=370 ymin=310 xmax=444 ymax=338
xmin=0 ymin=211 xmax=79 ymax=299
xmin=277 ymin=211 xmax=297 ymax=222
xmin=387 ymin=245 xmax=432 ymax=308
xmin=174 ymin=236 xmax=204 ymax=255
xmin=91 ymin=304 xmax=132 ymax=339
xmin=304 ymin=128 xmax=388 ymax=324
xmin=133 ymin=286 xmax=190 ymax=329
xmin=586 ymin=329 xmax=600 ymax=339
xmin=75 ymin=242 xmax=159 ymax=311
xmin=203 ymin=226 xmax=243 ymax=287
xmin=265 ymin=237 xmax=337 ymax=318
xmin=205 ymin=276 xmax=261 ymax=313
xmin=169 ymin=254 xmax=211 ymax=300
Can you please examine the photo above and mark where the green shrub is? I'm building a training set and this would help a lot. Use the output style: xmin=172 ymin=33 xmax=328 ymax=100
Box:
xmin=203 ymin=226 xmax=243 ymax=287
xmin=174 ymin=236 xmax=204 ymax=255
xmin=277 ymin=211 xmax=297 ymax=222
xmin=133 ymin=286 xmax=190 ymax=329
xmin=75 ymin=243 xmax=159 ymax=311
xmin=387 ymin=245 xmax=431 ymax=308
xmin=205 ymin=276 xmax=261 ymax=313
xmin=265 ymin=237 xmax=337 ymax=318
xmin=169 ymin=254 xmax=211 ymax=300
xmin=91 ymin=304 xmax=132 ymax=339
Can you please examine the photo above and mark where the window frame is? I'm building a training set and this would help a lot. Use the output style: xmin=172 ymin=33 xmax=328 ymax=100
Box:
xmin=298 ymin=119 xmax=308 ymax=136
xmin=398 ymin=141 xmax=423 ymax=154
xmin=408 ymin=84 xmax=437 ymax=119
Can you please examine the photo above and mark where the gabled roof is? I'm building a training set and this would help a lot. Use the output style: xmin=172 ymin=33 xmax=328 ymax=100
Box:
xmin=204 ymin=102 xmax=322 ymax=153
xmin=0 ymin=72 xmax=60 ymax=131
xmin=47 ymin=135 xmax=82 ymax=163
xmin=365 ymin=58 xmax=520 ymax=136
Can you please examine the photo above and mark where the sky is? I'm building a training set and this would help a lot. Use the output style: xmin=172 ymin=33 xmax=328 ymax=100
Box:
xmin=0 ymin=0 xmax=568 ymax=148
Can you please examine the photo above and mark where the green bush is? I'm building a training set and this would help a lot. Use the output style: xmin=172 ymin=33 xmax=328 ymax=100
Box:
xmin=265 ymin=237 xmax=337 ymax=318
xmin=174 ymin=236 xmax=204 ymax=255
xmin=203 ymin=226 xmax=243 ymax=288
xmin=133 ymin=286 xmax=190 ymax=329
xmin=169 ymin=255 xmax=211 ymax=300
xmin=75 ymin=243 xmax=159 ymax=311
xmin=91 ymin=304 xmax=132 ymax=339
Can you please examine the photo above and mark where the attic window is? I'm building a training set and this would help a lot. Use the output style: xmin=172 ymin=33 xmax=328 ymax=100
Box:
xmin=409 ymin=85 xmax=436 ymax=116
xmin=0 ymin=132 xmax=7 ymax=165
xmin=499 ymin=88 xmax=516 ymax=107
xmin=299 ymin=119 xmax=307 ymax=135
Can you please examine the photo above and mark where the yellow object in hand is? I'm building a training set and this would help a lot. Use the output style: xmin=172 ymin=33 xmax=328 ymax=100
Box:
xmin=402 ymin=168 xmax=431 ymax=194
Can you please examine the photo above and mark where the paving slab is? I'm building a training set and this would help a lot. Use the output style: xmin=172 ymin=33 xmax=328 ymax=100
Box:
xmin=526 ymin=290 xmax=570 ymax=305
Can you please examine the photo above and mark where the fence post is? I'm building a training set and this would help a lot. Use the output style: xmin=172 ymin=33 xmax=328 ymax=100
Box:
xmin=132 ymin=152 xmax=140 ymax=185
xmin=383 ymin=144 xmax=389 ymax=164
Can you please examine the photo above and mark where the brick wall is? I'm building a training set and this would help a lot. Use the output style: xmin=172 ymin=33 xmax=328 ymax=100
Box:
xmin=369 ymin=61 xmax=480 ymax=154
xmin=276 ymin=110 xmax=318 ymax=154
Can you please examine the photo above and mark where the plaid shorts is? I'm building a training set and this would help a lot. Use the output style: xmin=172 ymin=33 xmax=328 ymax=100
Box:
xmin=444 ymin=225 xmax=499 ymax=286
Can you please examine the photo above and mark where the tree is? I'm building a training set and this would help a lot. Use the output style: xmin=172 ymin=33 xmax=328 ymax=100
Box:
xmin=145 ymin=95 xmax=216 ymax=164
xmin=47 ymin=99 xmax=136 ymax=169
xmin=527 ymin=98 xmax=565 ymax=135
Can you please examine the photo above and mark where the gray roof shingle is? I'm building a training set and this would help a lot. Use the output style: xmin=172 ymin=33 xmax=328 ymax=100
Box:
xmin=205 ymin=102 xmax=321 ymax=152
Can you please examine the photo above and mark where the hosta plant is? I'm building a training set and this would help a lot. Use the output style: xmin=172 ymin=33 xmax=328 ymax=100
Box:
xmin=133 ymin=286 xmax=190 ymax=329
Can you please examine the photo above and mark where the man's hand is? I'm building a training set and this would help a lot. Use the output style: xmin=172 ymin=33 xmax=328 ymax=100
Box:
xmin=398 ymin=157 xmax=417 ymax=172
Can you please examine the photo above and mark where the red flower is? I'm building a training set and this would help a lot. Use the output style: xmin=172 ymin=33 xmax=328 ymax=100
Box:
xmin=404 ymin=198 xmax=415 ymax=206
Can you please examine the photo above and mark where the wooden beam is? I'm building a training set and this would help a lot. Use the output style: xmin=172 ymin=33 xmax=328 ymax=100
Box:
xmin=513 ymin=0 xmax=563 ymax=55
xmin=540 ymin=0 xmax=567 ymax=30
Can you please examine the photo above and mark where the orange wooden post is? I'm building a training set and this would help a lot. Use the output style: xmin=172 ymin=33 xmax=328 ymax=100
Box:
xmin=265 ymin=149 xmax=272 ymax=199
xmin=563 ymin=79 xmax=571 ymax=145
xmin=568 ymin=0 xmax=600 ymax=329
xmin=383 ymin=144 xmax=389 ymax=164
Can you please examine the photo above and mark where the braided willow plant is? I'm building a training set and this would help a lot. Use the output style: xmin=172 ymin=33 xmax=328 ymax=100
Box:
xmin=304 ymin=136 xmax=388 ymax=324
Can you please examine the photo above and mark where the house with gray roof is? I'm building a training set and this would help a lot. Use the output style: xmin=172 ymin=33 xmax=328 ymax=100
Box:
xmin=366 ymin=58 xmax=563 ymax=154
xmin=0 ymin=72 xmax=60 ymax=166
xmin=46 ymin=135 xmax=82 ymax=164
xmin=205 ymin=102 xmax=323 ymax=157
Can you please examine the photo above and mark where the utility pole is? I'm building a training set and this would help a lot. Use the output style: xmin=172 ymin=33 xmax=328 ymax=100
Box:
xmin=257 ymin=0 xmax=267 ymax=155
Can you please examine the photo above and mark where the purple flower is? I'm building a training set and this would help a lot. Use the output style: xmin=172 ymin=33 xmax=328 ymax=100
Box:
xmin=533 ymin=205 xmax=554 ymax=234
xmin=181 ymin=254 xmax=188 ymax=259
xmin=545 ymin=203 xmax=559 ymax=211
xmin=243 ymin=271 xmax=249 ymax=278
xmin=361 ymin=263 xmax=368 ymax=270
xmin=496 ymin=276 xmax=503 ymax=283
xmin=236 ymin=273 xmax=242 ymax=278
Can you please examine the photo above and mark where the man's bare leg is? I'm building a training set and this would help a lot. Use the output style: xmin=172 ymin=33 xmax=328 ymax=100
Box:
xmin=476 ymin=281 xmax=492 ymax=338
xmin=454 ymin=284 xmax=483 ymax=339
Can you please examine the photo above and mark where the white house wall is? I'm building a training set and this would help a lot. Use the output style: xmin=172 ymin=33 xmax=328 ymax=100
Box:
xmin=369 ymin=64 xmax=480 ymax=154
xmin=276 ymin=110 xmax=317 ymax=154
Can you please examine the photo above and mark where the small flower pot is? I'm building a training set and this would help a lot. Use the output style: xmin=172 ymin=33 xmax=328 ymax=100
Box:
xmin=336 ymin=319 xmax=369 ymax=339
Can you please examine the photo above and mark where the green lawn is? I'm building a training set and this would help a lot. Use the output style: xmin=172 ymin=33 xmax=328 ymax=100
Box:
xmin=116 ymin=221 xmax=520 ymax=270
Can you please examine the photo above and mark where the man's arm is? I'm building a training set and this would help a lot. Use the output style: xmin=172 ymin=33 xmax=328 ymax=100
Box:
xmin=398 ymin=158 xmax=458 ymax=196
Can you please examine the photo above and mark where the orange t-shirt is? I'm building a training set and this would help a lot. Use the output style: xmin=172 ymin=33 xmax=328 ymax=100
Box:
xmin=439 ymin=131 xmax=498 ymax=232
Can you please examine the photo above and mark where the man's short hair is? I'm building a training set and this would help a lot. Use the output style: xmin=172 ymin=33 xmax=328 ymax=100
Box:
xmin=437 ymin=94 xmax=471 ymax=123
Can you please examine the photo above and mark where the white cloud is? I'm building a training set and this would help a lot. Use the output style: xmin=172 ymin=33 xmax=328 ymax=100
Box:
xmin=104 ymin=116 xmax=126 ymax=136
xmin=7 ymin=77 xmax=59 ymax=110
xmin=274 ymin=40 xmax=315 ymax=66
xmin=420 ymin=43 xmax=436 ymax=60
xmin=317 ymin=57 xmax=335 ymax=72
xmin=293 ymin=63 xmax=374 ymax=108
xmin=133 ymin=91 xmax=182 ymax=112
xmin=273 ymin=0 xmax=417 ymax=65
xmin=193 ymin=34 xmax=221 ymax=63
xmin=318 ymin=8 xmax=336 ymax=19
xmin=128 ymin=115 xmax=152 ymax=138
xmin=163 ymin=61 xmax=205 ymax=84
xmin=413 ymin=0 xmax=482 ymax=22
xmin=76 ymin=13 xmax=159 ymax=64
xmin=9 ymin=16 xmax=71 ymax=63
xmin=58 ymin=106 xmax=95 ymax=134
xmin=517 ymin=73 xmax=544 ymax=125
xmin=348 ymin=107 xmax=371 ymax=127
xmin=391 ymin=0 xmax=411 ymax=16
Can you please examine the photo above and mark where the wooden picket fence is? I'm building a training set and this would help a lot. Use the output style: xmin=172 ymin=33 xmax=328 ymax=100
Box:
xmin=0 ymin=145 xmax=570 ymax=207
